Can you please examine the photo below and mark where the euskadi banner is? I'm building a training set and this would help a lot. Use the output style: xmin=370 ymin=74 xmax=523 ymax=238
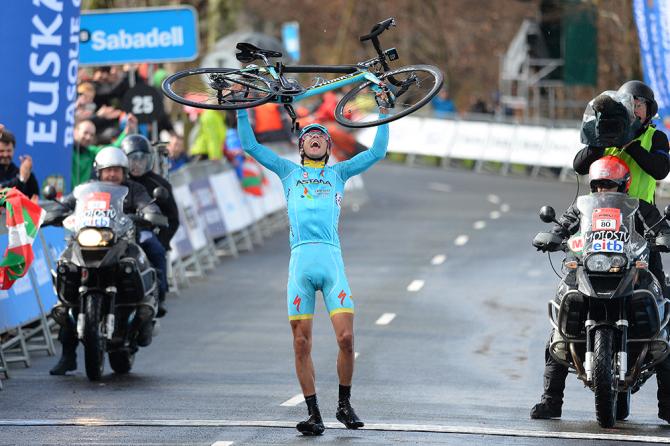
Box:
xmin=633 ymin=0 xmax=670 ymax=134
xmin=0 ymin=0 xmax=81 ymax=191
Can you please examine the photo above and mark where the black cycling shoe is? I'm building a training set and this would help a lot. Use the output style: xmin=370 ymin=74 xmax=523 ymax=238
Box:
xmin=336 ymin=401 xmax=364 ymax=429
xmin=296 ymin=414 xmax=325 ymax=436
xmin=530 ymin=401 xmax=562 ymax=419
xmin=49 ymin=353 xmax=77 ymax=375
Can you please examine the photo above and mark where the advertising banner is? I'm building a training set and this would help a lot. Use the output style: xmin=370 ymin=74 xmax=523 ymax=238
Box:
xmin=0 ymin=1 xmax=82 ymax=190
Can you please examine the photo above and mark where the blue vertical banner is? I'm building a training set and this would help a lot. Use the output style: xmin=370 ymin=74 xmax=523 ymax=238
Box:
xmin=0 ymin=0 xmax=81 ymax=190
xmin=282 ymin=21 xmax=300 ymax=62
xmin=633 ymin=0 xmax=670 ymax=133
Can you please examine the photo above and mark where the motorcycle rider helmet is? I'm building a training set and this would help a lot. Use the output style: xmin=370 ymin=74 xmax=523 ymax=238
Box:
xmin=617 ymin=80 xmax=658 ymax=124
xmin=589 ymin=155 xmax=631 ymax=193
xmin=298 ymin=123 xmax=332 ymax=160
xmin=120 ymin=134 xmax=154 ymax=177
xmin=93 ymin=146 xmax=129 ymax=179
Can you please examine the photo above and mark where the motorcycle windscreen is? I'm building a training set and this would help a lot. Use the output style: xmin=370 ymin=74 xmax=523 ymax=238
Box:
xmin=65 ymin=182 xmax=131 ymax=233
xmin=575 ymin=192 xmax=645 ymax=259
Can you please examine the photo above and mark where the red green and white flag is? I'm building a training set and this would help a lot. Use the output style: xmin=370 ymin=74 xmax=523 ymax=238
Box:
xmin=0 ymin=188 xmax=45 ymax=289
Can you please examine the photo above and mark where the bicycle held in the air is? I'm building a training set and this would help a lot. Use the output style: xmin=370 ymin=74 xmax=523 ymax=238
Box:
xmin=161 ymin=18 xmax=444 ymax=130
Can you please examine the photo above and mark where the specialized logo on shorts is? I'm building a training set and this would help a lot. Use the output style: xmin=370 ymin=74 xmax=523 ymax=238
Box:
xmin=338 ymin=290 xmax=347 ymax=305
xmin=335 ymin=193 xmax=342 ymax=208
xmin=293 ymin=295 xmax=301 ymax=313
xmin=300 ymin=187 xmax=313 ymax=200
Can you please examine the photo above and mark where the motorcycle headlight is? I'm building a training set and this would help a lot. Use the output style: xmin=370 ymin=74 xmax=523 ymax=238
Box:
xmin=77 ymin=228 xmax=114 ymax=247
xmin=585 ymin=254 xmax=627 ymax=272
xmin=586 ymin=254 xmax=612 ymax=272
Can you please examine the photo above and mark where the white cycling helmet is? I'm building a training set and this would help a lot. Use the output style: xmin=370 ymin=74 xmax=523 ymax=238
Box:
xmin=93 ymin=146 xmax=129 ymax=179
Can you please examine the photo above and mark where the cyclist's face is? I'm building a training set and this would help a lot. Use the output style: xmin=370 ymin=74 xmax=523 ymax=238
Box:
xmin=301 ymin=131 xmax=329 ymax=158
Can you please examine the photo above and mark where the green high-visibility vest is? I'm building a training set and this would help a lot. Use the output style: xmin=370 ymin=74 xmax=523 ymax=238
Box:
xmin=604 ymin=126 xmax=657 ymax=204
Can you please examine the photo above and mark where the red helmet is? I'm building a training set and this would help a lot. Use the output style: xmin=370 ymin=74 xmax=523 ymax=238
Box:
xmin=589 ymin=155 xmax=631 ymax=193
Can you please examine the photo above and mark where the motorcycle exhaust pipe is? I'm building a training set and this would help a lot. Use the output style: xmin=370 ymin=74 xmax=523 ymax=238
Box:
xmin=76 ymin=312 xmax=85 ymax=339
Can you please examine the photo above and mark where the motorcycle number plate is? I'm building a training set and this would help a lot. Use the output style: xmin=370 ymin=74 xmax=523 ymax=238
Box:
xmin=591 ymin=208 xmax=621 ymax=232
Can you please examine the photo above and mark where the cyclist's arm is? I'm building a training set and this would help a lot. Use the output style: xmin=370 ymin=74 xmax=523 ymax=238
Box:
xmin=237 ymin=109 xmax=295 ymax=176
xmin=334 ymin=116 xmax=389 ymax=180
xmin=573 ymin=145 xmax=604 ymax=175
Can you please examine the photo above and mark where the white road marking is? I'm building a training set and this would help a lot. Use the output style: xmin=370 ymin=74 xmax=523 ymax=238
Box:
xmin=431 ymin=254 xmax=446 ymax=265
xmin=375 ymin=313 xmax=396 ymax=325
xmin=3 ymin=419 xmax=668 ymax=443
xmin=280 ymin=394 xmax=304 ymax=407
xmin=473 ymin=220 xmax=486 ymax=230
xmin=428 ymin=182 xmax=451 ymax=192
xmin=489 ymin=211 xmax=501 ymax=220
xmin=527 ymin=269 xmax=542 ymax=278
xmin=355 ymin=352 xmax=360 ymax=359
xmin=487 ymin=194 xmax=501 ymax=204
xmin=351 ymin=203 xmax=360 ymax=212
xmin=500 ymin=203 xmax=511 ymax=213
xmin=211 ymin=442 xmax=234 ymax=446
xmin=454 ymin=235 xmax=469 ymax=246
xmin=407 ymin=280 xmax=425 ymax=292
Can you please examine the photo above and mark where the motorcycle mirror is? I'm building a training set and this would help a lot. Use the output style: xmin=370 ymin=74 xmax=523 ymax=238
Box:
xmin=42 ymin=184 xmax=57 ymax=200
xmin=152 ymin=187 xmax=169 ymax=203
xmin=664 ymin=204 xmax=670 ymax=221
xmin=539 ymin=206 xmax=557 ymax=224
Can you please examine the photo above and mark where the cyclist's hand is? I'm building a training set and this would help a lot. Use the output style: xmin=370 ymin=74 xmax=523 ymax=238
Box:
xmin=375 ymin=84 xmax=391 ymax=113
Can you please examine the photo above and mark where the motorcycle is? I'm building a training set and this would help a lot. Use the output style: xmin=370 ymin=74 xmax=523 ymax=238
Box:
xmin=534 ymin=192 xmax=670 ymax=427
xmin=43 ymin=182 xmax=168 ymax=381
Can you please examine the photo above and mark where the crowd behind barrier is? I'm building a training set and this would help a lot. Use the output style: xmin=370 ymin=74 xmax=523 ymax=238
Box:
xmin=0 ymin=142 xmax=367 ymax=389
xmin=356 ymin=116 xmax=670 ymax=195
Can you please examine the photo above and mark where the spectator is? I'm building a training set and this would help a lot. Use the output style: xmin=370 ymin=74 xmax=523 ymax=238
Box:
xmin=71 ymin=115 xmax=137 ymax=189
xmin=0 ymin=125 xmax=39 ymax=198
xmin=249 ymin=103 xmax=292 ymax=143
xmin=468 ymin=96 xmax=491 ymax=114
xmin=431 ymin=88 xmax=456 ymax=118
xmin=166 ymin=132 xmax=189 ymax=172
xmin=184 ymin=94 xmax=225 ymax=161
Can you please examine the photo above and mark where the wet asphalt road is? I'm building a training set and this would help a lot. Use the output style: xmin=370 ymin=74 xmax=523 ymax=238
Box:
xmin=1 ymin=161 xmax=670 ymax=445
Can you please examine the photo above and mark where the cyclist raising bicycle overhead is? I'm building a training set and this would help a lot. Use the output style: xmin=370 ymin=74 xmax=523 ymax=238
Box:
xmin=237 ymin=106 xmax=389 ymax=436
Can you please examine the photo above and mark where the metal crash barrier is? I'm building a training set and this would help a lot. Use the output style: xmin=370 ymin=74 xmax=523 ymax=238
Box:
xmin=0 ymin=142 xmax=368 ymax=388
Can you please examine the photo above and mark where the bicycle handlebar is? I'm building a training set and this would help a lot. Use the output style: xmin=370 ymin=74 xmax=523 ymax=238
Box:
xmin=360 ymin=17 xmax=395 ymax=42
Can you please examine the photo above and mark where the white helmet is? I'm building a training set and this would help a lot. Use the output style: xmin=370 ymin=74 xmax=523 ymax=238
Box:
xmin=93 ymin=146 xmax=129 ymax=179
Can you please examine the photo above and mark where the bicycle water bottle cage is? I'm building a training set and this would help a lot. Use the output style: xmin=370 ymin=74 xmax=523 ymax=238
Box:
xmin=235 ymin=42 xmax=283 ymax=63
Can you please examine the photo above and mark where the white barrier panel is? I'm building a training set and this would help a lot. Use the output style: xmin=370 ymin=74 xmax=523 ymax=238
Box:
xmin=542 ymin=128 xmax=581 ymax=168
xmin=209 ymin=171 xmax=256 ymax=233
xmin=420 ymin=118 xmax=455 ymax=157
xmin=448 ymin=121 xmax=491 ymax=160
xmin=173 ymin=184 xmax=208 ymax=250
xmin=508 ymin=125 xmax=548 ymax=165
xmin=481 ymin=123 xmax=516 ymax=163
xmin=262 ymin=166 xmax=287 ymax=214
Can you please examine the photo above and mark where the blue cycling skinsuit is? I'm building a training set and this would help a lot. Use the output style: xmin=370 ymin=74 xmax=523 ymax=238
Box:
xmin=237 ymin=110 xmax=389 ymax=320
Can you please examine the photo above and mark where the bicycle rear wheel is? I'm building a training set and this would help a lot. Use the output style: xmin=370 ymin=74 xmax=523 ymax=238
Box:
xmin=161 ymin=68 xmax=275 ymax=110
xmin=335 ymin=64 xmax=443 ymax=128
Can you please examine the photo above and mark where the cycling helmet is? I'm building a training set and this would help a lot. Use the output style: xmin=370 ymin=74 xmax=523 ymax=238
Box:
xmin=617 ymin=80 xmax=658 ymax=123
xmin=121 ymin=134 xmax=154 ymax=177
xmin=93 ymin=146 xmax=129 ymax=179
xmin=589 ymin=155 xmax=631 ymax=193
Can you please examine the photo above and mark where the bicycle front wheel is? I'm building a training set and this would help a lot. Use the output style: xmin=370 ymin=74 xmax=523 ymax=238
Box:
xmin=162 ymin=68 xmax=275 ymax=110
xmin=335 ymin=64 xmax=443 ymax=128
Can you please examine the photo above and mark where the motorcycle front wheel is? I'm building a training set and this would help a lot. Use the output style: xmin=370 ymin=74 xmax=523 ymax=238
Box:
xmin=593 ymin=328 xmax=617 ymax=428
xmin=83 ymin=294 xmax=105 ymax=381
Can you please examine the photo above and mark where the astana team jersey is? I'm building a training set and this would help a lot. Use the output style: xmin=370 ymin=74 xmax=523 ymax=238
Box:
xmin=236 ymin=110 xmax=389 ymax=250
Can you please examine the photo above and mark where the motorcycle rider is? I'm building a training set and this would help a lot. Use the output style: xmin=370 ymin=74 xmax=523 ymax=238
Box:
xmin=50 ymin=147 xmax=165 ymax=375
xmin=121 ymin=134 xmax=179 ymax=317
xmin=531 ymin=155 xmax=670 ymax=423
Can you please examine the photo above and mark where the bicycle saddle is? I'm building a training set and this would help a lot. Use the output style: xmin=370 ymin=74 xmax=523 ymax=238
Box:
xmin=235 ymin=42 xmax=283 ymax=63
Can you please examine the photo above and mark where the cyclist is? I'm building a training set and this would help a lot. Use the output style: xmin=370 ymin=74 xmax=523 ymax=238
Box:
xmin=237 ymin=107 xmax=389 ymax=436
xmin=531 ymin=155 xmax=670 ymax=423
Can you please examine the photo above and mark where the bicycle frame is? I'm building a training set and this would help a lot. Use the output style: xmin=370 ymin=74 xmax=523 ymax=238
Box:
xmin=256 ymin=62 xmax=385 ymax=104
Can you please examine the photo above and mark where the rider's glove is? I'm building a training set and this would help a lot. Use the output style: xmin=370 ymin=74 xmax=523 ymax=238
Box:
xmin=532 ymin=232 xmax=562 ymax=252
